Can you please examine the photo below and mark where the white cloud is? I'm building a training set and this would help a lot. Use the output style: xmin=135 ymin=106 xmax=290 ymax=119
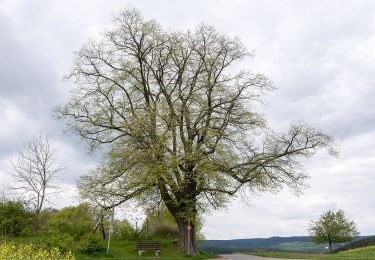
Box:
xmin=204 ymin=131 xmax=375 ymax=239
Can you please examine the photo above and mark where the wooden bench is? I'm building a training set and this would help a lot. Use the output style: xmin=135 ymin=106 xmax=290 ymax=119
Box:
xmin=136 ymin=240 xmax=161 ymax=256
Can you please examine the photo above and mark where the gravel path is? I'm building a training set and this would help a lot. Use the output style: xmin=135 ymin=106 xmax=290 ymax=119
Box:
xmin=218 ymin=254 xmax=306 ymax=260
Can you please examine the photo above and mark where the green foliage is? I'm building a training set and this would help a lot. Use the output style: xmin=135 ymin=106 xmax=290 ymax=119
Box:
xmin=151 ymin=222 xmax=180 ymax=239
xmin=0 ymin=199 xmax=32 ymax=237
xmin=146 ymin=207 xmax=205 ymax=240
xmin=4 ymin=237 xmax=216 ymax=259
xmin=309 ymin=209 xmax=359 ymax=251
xmin=36 ymin=233 xmax=75 ymax=253
xmin=147 ymin=208 xmax=179 ymax=239
xmin=46 ymin=204 xmax=94 ymax=239
xmin=79 ymin=234 xmax=105 ymax=255
xmin=112 ymin=219 xmax=135 ymax=240
xmin=74 ymin=239 xmax=216 ymax=259
xmin=38 ymin=207 xmax=58 ymax=233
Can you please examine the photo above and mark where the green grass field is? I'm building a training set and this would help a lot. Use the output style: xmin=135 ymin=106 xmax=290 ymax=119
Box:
xmin=252 ymin=246 xmax=375 ymax=259
xmin=2 ymin=237 xmax=217 ymax=260
xmin=75 ymin=239 xmax=217 ymax=260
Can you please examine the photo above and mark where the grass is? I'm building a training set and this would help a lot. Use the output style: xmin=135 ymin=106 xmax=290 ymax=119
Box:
xmin=75 ymin=239 xmax=217 ymax=260
xmin=1 ymin=237 xmax=217 ymax=260
xmin=251 ymin=246 xmax=375 ymax=259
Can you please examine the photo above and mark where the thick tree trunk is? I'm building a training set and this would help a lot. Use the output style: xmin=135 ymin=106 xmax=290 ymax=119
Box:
xmin=176 ymin=217 xmax=198 ymax=255
xmin=158 ymin=176 xmax=199 ymax=255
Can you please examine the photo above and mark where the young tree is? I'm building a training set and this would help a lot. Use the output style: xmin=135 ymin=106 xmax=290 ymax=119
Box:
xmin=309 ymin=209 xmax=359 ymax=252
xmin=0 ymin=199 xmax=33 ymax=237
xmin=56 ymin=8 xmax=336 ymax=254
xmin=9 ymin=132 xmax=64 ymax=232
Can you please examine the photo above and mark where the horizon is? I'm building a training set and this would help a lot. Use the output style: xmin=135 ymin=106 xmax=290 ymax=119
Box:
xmin=202 ymin=234 xmax=372 ymax=241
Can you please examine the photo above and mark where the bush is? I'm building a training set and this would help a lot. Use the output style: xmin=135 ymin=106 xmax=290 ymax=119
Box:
xmin=151 ymin=223 xmax=179 ymax=238
xmin=79 ymin=234 xmax=105 ymax=255
xmin=145 ymin=207 xmax=205 ymax=240
xmin=36 ymin=233 xmax=74 ymax=253
xmin=46 ymin=204 xmax=94 ymax=240
xmin=0 ymin=199 xmax=33 ymax=237
xmin=112 ymin=219 xmax=135 ymax=240
xmin=38 ymin=207 xmax=58 ymax=233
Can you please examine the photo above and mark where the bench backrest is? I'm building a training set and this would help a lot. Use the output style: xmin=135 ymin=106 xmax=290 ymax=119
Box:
xmin=136 ymin=240 xmax=161 ymax=250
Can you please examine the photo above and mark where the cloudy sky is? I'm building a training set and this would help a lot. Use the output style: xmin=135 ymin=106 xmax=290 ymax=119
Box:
xmin=1 ymin=0 xmax=375 ymax=240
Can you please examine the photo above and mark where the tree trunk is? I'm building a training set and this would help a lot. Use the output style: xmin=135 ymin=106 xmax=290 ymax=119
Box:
xmin=33 ymin=212 xmax=40 ymax=235
xmin=100 ymin=220 xmax=106 ymax=239
xmin=328 ymin=236 xmax=332 ymax=252
xmin=176 ymin=217 xmax=198 ymax=255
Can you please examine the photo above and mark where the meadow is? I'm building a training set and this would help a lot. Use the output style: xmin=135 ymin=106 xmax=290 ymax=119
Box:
xmin=252 ymin=246 xmax=375 ymax=259
xmin=0 ymin=238 xmax=217 ymax=260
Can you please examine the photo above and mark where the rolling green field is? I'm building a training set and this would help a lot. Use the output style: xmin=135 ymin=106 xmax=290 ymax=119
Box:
xmin=272 ymin=241 xmax=334 ymax=253
xmin=252 ymin=246 xmax=375 ymax=259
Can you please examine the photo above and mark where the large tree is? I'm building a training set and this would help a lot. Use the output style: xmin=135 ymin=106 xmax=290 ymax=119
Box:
xmin=56 ymin=9 xmax=336 ymax=254
xmin=309 ymin=209 xmax=359 ymax=252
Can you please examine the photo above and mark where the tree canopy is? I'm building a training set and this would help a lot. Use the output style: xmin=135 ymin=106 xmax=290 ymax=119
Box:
xmin=0 ymin=199 xmax=32 ymax=237
xmin=309 ymin=209 xmax=359 ymax=252
xmin=56 ymin=8 xmax=336 ymax=254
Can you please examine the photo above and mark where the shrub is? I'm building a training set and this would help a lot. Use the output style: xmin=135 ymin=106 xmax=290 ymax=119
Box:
xmin=151 ymin=222 xmax=179 ymax=238
xmin=46 ymin=204 xmax=94 ymax=240
xmin=145 ymin=207 xmax=205 ymax=240
xmin=112 ymin=219 xmax=134 ymax=240
xmin=36 ymin=233 xmax=74 ymax=253
xmin=38 ymin=207 xmax=58 ymax=234
xmin=0 ymin=200 xmax=33 ymax=237
xmin=79 ymin=234 xmax=105 ymax=255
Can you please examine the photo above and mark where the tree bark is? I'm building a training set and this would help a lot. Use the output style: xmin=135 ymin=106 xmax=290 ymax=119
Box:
xmin=101 ymin=221 xmax=106 ymax=240
xmin=33 ymin=212 xmax=40 ymax=235
xmin=328 ymin=236 xmax=332 ymax=252
xmin=176 ymin=217 xmax=197 ymax=255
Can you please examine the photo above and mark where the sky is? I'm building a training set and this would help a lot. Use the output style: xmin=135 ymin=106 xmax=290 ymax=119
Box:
xmin=1 ymin=0 xmax=375 ymax=240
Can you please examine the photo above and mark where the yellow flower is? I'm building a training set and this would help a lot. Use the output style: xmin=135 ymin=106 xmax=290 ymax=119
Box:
xmin=0 ymin=241 xmax=75 ymax=260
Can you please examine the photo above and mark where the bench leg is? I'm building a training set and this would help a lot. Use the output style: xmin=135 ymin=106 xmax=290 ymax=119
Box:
xmin=138 ymin=250 xmax=143 ymax=256
xmin=155 ymin=250 xmax=160 ymax=256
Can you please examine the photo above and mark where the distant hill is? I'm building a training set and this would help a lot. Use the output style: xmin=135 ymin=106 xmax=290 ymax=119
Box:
xmin=333 ymin=236 xmax=375 ymax=253
xmin=199 ymin=236 xmax=370 ymax=254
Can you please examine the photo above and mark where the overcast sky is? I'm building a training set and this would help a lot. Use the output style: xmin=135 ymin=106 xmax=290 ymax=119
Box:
xmin=1 ymin=0 xmax=375 ymax=240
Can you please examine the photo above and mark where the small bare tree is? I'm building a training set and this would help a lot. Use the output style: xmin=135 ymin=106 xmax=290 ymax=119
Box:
xmin=9 ymin=132 xmax=64 ymax=232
